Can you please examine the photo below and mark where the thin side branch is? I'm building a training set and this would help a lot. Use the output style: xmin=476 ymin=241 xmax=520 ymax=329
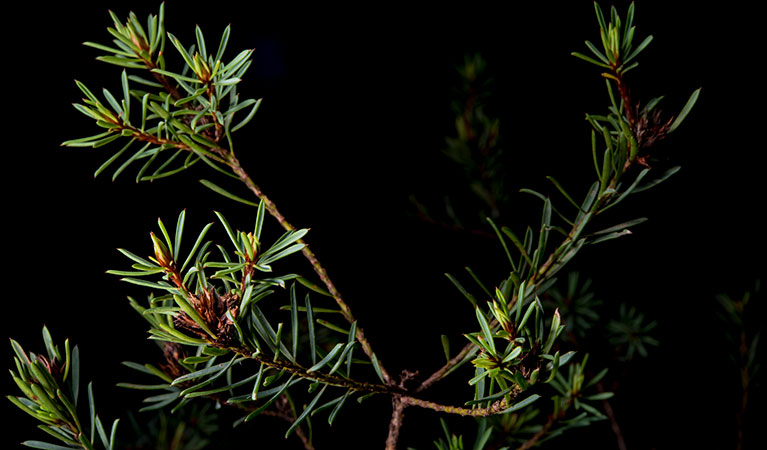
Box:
xmin=401 ymin=395 xmax=511 ymax=417
xmin=517 ymin=414 xmax=557 ymax=450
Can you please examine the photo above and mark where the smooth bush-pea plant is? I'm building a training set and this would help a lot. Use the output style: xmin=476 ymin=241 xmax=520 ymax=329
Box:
xmin=7 ymin=3 xmax=700 ymax=449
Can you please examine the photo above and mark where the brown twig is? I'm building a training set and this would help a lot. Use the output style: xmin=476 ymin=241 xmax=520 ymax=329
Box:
xmin=597 ymin=382 xmax=627 ymax=450
xmin=385 ymin=397 xmax=406 ymax=450
xmin=416 ymin=344 xmax=475 ymax=393
xmin=517 ymin=414 xmax=558 ymax=450
xmin=227 ymin=153 xmax=393 ymax=385
xmin=736 ymin=326 xmax=749 ymax=450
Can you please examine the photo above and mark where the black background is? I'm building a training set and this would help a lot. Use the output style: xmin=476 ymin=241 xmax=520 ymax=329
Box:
xmin=3 ymin=1 xmax=765 ymax=449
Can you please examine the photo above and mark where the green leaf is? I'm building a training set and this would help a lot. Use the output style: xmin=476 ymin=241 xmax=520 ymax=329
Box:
xmin=172 ymin=210 xmax=186 ymax=262
xmin=441 ymin=335 xmax=451 ymax=362
xmin=262 ymin=229 xmax=309 ymax=259
xmin=633 ymin=166 xmax=681 ymax=194
xmin=214 ymin=78 xmax=242 ymax=86
xmin=221 ymin=49 xmax=254 ymax=79
xmin=464 ymin=386 xmax=514 ymax=406
xmin=179 ymin=356 xmax=239 ymax=397
xmin=501 ymin=346 xmax=522 ymax=364
xmin=328 ymin=389 xmax=351 ymax=425
xmin=259 ymin=243 xmax=306 ymax=266
xmin=157 ymin=218 xmax=173 ymax=258
xmin=475 ymin=307 xmax=496 ymax=356
xmin=583 ymin=40 xmax=609 ymax=64
xmin=585 ymin=392 xmax=614 ymax=401
xmin=543 ymin=309 xmax=562 ymax=354
xmin=102 ymin=88 xmax=123 ymax=117
xmin=580 ymin=182 xmax=600 ymax=216
xmin=518 ymin=299 xmax=537 ymax=331
xmin=83 ymin=40 xmax=135 ymax=57
xmin=328 ymin=341 xmax=354 ymax=376
xmin=21 ymin=441 xmax=77 ymax=450
xmin=199 ymin=179 xmax=259 ymax=207
xmin=128 ymin=75 xmax=164 ymax=88
xmin=571 ymin=51 xmax=611 ymax=68
xmin=244 ymin=375 xmax=296 ymax=422
xmin=75 ymin=80 xmax=101 ymax=105
xmin=501 ymin=394 xmax=541 ymax=413
xmin=624 ymin=35 xmax=653 ymax=64
xmin=297 ymin=277 xmax=332 ymax=297
xmin=109 ymin=418 xmax=120 ymax=450
xmin=588 ymin=230 xmax=632 ymax=245
xmin=501 ymin=226 xmax=533 ymax=270
xmin=115 ymin=383 xmax=171 ymax=390
xmin=594 ymin=2 xmax=607 ymax=32
xmin=151 ymin=68 xmax=201 ymax=84
xmin=230 ymin=98 xmax=262 ymax=132
xmin=95 ymin=415 xmax=109 ymax=449
xmin=143 ymin=306 xmax=181 ymax=316
xmin=465 ymin=266 xmax=492 ymax=298
xmin=487 ymin=218 xmax=515 ymax=270
xmin=213 ymin=211 xmax=241 ymax=252
xmin=251 ymin=306 xmax=295 ymax=363
xmin=62 ymin=131 xmax=114 ymax=147
xmin=370 ymin=353 xmax=385 ymax=383
xmin=120 ymin=277 xmax=171 ymax=290
xmin=307 ymin=343 xmax=344 ymax=372
xmin=586 ymin=368 xmax=609 ymax=389
xmin=167 ymin=33 xmax=196 ymax=72
xmin=93 ymin=138 xmax=133 ymax=178
xmin=316 ymin=319 xmax=348 ymax=335
xmin=87 ymin=382 xmax=96 ymax=442
xmin=576 ymin=401 xmax=604 ymax=418
xmin=195 ymin=25 xmax=207 ymax=61
xmin=305 ymin=294 xmax=317 ymax=365
xmin=180 ymin=222 xmax=213 ymax=272
xmin=290 ymin=284 xmax=299 ymax=359
xmin=602 ymin=169 xmax=650 ymax=213
xmin=112 ymin=142 xmax=152 ymax=181
xmin=215 ymin=25 xmax=231 ymax=63
xmin=669 ymin=88 xmax=701 ymax=133
xmin=250 ymin=363 xmax=265 ymax=400
xmin=285 ymin=384 xmax=327 ymax=438
xmin=171 ymin=359 xmax=234 ymax=386
xmin=138 ymin=392 xmax=179 ymax=412
xmin=445 ymin=273 xmax=477 ymax=307
xmin=592 ymin=217 xmax=648 ymax=235
xmin=41 ymin=327 xmax=58 ymax=363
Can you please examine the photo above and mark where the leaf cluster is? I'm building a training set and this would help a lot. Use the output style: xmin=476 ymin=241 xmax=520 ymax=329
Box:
xmin=63 ymin=4 xmax=260 ymax=188
xmin=8 ymin=327 xmax=118 ymax=450
xmin=106 ymin=207 xmax=390 ymax=440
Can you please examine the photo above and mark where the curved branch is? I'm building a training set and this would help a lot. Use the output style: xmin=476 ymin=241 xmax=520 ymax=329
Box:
xmin=227 ymin=153 xmax=393 ymax=385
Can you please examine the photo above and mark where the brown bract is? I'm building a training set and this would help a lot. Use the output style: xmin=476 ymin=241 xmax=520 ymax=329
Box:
xmin=160 ymin=342 xmax=189 ymax=380
xmin=35 ymin=354 xmax=64 ymax=381
xmin=174 ymin=288 xmax=241 ymax=348
xmin=635 ymin=108 xmax=673 ymax=150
